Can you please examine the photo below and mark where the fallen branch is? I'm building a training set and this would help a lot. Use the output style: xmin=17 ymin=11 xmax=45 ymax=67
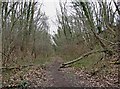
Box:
xmin=1 ymin=64 xmax=34 ymax=70
xmin=98 ymin=36 xmax=116 ymax=45
xmin=109 ymin=61 xmax=120 ymax=65
xmin=60 ymin=49 xmax=108 ymax=68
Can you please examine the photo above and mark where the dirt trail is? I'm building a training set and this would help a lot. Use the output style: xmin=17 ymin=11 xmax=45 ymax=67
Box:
xmin=3 ymin=57 xmax=119 ymax=88
xmin=45 ymin=57 xmax=81 ymax=87
xmin=42 ymin=57 xmax=119 ymax=87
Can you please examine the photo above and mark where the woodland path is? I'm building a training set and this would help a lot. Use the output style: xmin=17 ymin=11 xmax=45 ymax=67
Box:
xmin=3 ymin=57 xmax=119 ymax=88
xmin=29 ymin=56 xmax=118 ymax=87
xmin=44 ymin=57 xmax=82 ymax=87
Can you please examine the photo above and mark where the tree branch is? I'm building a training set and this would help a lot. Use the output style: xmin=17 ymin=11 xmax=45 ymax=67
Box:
xmin=60 ymin=49 xmax=108 ymax=68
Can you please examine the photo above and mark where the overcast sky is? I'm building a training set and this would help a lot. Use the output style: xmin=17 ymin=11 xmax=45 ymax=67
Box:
xmin=39 ymin=0 xmax=117 ymax=35
xmin=40 ymin=0 xmax=71 ymax=35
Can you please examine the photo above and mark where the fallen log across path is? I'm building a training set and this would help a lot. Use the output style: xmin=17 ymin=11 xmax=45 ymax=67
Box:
xmin=60 ymin=49 xmax=110 ymax=68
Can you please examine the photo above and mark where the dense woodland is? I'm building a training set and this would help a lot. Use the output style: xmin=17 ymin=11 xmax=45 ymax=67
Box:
xmin=0 ymin=0 xmax=120 ymax=88
xmin=1 ymin=1 xmax=53 ymax=67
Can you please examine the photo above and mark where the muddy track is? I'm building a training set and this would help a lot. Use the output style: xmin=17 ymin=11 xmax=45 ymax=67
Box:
xmin=42 ymin=57 xmax=119 ymax=87
xmin=2 ymin=57 xmax=119 ymax=88
xmin=45 ymin=57 xmax=82 ymax=87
